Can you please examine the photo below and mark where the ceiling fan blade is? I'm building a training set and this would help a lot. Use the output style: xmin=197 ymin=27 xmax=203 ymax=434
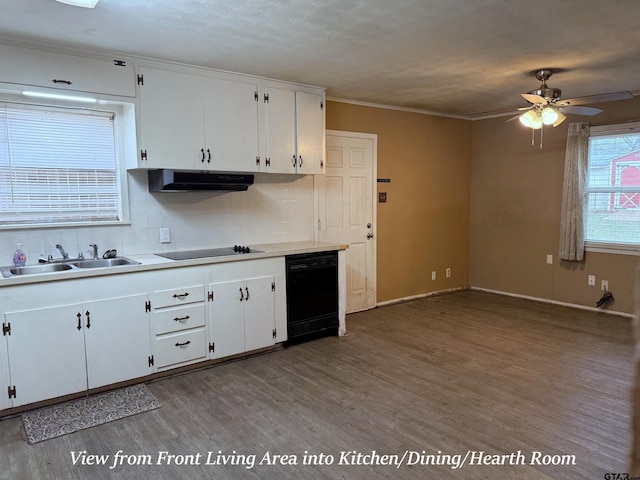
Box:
xmin=558 ymin=105 xmax=603 ymax=116
xmin=521 ymin=93 xmax=547 ymax=105
xmin=505 ymin=114 xmax=522 ymax=123
xmin=557 ymin=91 xmax=633 ymax=107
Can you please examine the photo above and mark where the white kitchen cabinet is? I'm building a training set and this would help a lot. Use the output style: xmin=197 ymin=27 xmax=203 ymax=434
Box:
xmin=204 ymin=77 xmax=259 ymax=172
xmin=135 ymin=67 xmax=259 ymax=171
xmin=0 ymin=44 xmax=135 ymax=97
xmin=295 ymin=91 xmax=326 ymax=174
xmin=208 ymin=275 xmax=275 ymax=358
xmin=258 ymin=88 xmax=326 ymax=174
xmin=3 ymin=294 xmax=151 ymax=407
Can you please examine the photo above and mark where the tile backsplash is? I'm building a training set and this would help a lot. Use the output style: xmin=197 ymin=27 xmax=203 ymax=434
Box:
xmin=0 ymin=171 xmax=315 ymax=265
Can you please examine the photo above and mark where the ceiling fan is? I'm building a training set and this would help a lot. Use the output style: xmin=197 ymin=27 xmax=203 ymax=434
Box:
xmin=516 ymin=69 xmax=632 ymax=129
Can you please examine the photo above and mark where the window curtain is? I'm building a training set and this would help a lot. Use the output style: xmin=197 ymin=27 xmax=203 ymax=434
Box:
xmin=559 ymin=122 xmax=590 ymax=261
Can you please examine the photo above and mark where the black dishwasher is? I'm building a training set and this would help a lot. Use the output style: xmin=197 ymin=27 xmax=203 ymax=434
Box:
xmin=285 ymin=251 xmax=339 ymax=344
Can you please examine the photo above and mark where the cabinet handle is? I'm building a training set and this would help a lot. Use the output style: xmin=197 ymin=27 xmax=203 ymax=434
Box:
xmin=292 ymin=155 xmax=296 ymax=167
xmin=207 ymin=148 xmax=211 ymax=163
xmin=173 ymin=315 xmax=190 ymax=322
xmin=173 ymin=293 xmax=190 ymax=300
xmin=174 ymin=340 xmax=191 ymax=348
xmin=201 ymin=148 xmax=205 ymax=163
xmin=85 ymin=310 xmax=91 ymax=329
xmin=239 ymin=287 xmax=244 ymax=301
xmin=77 ymin=312 xmax=82 ymax=331
xmin=299 ymin=155 xmax=303 ymax=166
xmin=245 ymin=286 xmax=250 ymax=300
xmin=52 ymin=79 xmax=72 ymax=85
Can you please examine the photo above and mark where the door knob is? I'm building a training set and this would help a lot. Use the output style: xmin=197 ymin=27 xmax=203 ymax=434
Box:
xmin=367 ymin=223 xmax=372 ymax=228
xmin=367 ymin=233 xmax=374 ymax=239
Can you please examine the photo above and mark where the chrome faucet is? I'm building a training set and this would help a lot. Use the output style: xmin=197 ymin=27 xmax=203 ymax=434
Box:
xmin=55 ymin=244 xmax=69 ymax=259
xmin=90 ymin=243 xmax=99 ymax=259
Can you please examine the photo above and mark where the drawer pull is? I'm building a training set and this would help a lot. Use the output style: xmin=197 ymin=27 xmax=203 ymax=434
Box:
xmin=174 ymin=340 xmax=191 ymax=348
xmin=173 ymin=315 xmax=190 ymax=322
xmin=173 ymin=293 xmax=190 ymax=300
xmin=239 ymin=287 xmax=244 ymax=301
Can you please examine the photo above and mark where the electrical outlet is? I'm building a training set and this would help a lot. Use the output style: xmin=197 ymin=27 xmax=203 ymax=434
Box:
xmin=601 ymin=280 xmax=609 ymax=291
xmin=546 ymin=254 xmax=553 ymax=265
xmin=431 ymin=271 xmax=436 ymax=280
xmin=159 ymin=227 xmax=171 ymax=244
xmin=588 ymin=275 xmax=596 ymax=286
xmin=446 ymin=268 xmax=451 ymax=278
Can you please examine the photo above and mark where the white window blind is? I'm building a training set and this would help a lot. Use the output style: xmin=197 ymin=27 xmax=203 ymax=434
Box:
xmin=0 ymin=102 xmax=120 ymax=226
xmin=585 ymin=124 xmax=640 ymax=246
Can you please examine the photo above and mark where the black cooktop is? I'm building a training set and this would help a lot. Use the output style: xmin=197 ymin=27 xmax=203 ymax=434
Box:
xmin=156 ymin=246 xmax=260 ymax=261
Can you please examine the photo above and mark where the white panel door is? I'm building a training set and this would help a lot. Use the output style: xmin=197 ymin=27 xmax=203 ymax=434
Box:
xmin=84 ymin=294 xmax=151 ymax=389
xmin=318 ymin=131 xmax=377 ymax=313
xmin=208 ymin=280 xmax=246 ymax=359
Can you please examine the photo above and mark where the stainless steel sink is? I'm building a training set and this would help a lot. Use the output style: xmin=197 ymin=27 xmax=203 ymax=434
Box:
xmin=71 ymin=258 xmax=140 ymax=269
xmin=1 ymin=263 xmax=73 ymax=277
xmin=1 ymin=257 xmax=140 ymax=278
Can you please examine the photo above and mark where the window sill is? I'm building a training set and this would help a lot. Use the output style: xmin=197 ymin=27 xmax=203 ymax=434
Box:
xmin=0 ymin=220 xmax=131 ymax=231
xmin=585 ymin=242 xmax=640 ymax=256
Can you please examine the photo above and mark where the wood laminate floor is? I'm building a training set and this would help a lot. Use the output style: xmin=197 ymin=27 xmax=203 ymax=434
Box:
xmin=0 ymin=290 xmax=634 ymax=479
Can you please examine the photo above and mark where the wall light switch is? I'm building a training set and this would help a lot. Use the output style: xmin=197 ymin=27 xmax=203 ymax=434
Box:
xmin=431 ymin=271 xmax=436 ymax=280
xmin=159 ymin=227 xmax=171 ymax=244
xmin=588 ymin=274 xmax=596 ymax=286
xmin=378 ymin=192 xmax=387 ymax=203
xmin=546 ymin=254 xmax=553 ymax=265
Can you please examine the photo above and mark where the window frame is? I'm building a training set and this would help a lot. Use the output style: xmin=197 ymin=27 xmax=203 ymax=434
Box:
xmin=584 ymin=121 xmax=640 ymax=255
xmin=0 ymin=94 xmax=131 ymax=230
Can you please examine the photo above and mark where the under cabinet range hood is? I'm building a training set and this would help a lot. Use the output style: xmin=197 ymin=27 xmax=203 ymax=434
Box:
xmin=148 ymin=170 xmax=254 ymax=192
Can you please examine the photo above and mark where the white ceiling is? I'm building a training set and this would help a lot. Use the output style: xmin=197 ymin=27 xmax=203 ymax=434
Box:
xmin=1 ymin=0 xmax=639 ymax=119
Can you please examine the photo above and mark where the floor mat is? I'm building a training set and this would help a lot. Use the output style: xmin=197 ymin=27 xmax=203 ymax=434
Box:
xmin=22 ymin=384 xmax=160 ymax=444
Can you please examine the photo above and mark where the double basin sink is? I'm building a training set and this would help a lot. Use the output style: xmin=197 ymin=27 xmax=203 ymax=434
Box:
xmin=1 ymin=257 xmax=140 ymax=278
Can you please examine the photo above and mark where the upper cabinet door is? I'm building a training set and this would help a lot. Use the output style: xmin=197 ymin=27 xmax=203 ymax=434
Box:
xmin=262 ymin=87 xmax=296 ymax=174
xmin=0 ymin=44 xmax=135 ymax=97
xmin=137 ymin=67 xmax=206 ymax=170
xmin=295 ymin=91 xmax=325 ymax=175
xmin=204 ymin=78 xmax=259 ymax=172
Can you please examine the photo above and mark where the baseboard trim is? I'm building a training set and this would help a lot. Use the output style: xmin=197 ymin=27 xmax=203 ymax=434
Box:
xmin=376 ymin=287 xmax=468 ymax=308
xmin=470 ymin=286 xmax=635 ymax=319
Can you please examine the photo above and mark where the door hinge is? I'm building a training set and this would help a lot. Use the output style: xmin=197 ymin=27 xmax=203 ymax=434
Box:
xmin=141 ymin=149 xmax=148 ymax=161
xmin=254 ymin=90 xmax=258 ymax=101
xmin=264 ymin=93 xmax=270 ymax=103
xmin=113 ymin=59 xmax=126 ymax=67
xmin=137 ymin=73 xmax=144 ymax=85
xmin=271 ymin=281 xmax=276 ymax=292
xmin=7 ymin=386 xmax=16 ymax=399
xmin=320 ymin=100 xmax=324 ymax=110
xmin=256 ymin=156 xmax=260 ymax=167
xmin=209 ymin=342 xmax=215 ymax=353
xmin=208 ymin=291 xmax=214 ymax=301
xmin=2 ymin=322 xmax=10 ymax=336
xmin=321 ymin=159 xmax=324 ymax=168
xmin=272 ymin=328 xmax=276 ymax=339
xmin=265 ymin=157 xmax=271 ymax=167
xmin=148 ymin=355 xmax=154 ymax=367
xmin=145 ymin=300 xmax=151 ymax=312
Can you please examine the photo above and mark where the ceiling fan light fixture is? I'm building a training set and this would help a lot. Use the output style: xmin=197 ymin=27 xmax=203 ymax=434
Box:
xmin=519 ymin=110 xmax=543 ymax=129
xmin=55 ymin=0 xmax=99 ymax=8
xmin=552 ymin=111 xmax=567 ymax=127
xmin=541 ymin=107 xmax=559 ymax=125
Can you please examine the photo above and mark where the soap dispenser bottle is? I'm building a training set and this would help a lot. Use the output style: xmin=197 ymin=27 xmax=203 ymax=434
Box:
xmin=13 ymin=243 xmax=27 ymax=267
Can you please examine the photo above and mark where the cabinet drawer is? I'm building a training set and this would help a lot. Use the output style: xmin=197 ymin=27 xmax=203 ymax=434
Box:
xmin=154 ymin=285 xmax=204 ymax=309
xmin=154 ymin=304 xmax=205 ymax=335
xmin=155 ymin=329 xmax=206 ymax=369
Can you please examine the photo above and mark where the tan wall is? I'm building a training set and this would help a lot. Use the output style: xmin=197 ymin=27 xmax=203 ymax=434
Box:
xmin=470 ymin=96 xmax=640 ymax=314
xmin=326 ymin=101 xmax=472 ymax=303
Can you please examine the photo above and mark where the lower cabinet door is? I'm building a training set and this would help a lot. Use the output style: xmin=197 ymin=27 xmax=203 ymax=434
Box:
xmin=84 ymin=294 xmax=152 ymax=389
xmin=243 ymin=276 xmax=276 ymax=352
xmin=5 ymin=304 xmax=87 ymax=407
xmin=208 ymin=280 xmax=245 ymax=359
xmin=155 ymin=328 xmax=207 ymax=369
